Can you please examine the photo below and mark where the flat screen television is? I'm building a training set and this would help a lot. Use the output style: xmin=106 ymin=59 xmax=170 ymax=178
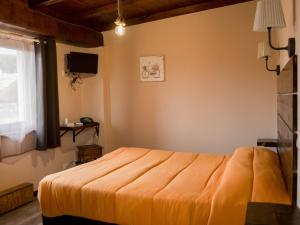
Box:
xmin=67 ymin=52 xmax=98 ymax=74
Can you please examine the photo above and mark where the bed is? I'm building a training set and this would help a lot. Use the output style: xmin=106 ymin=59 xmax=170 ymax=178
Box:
xmin=39 ymin=56 xmax=298 ymax=225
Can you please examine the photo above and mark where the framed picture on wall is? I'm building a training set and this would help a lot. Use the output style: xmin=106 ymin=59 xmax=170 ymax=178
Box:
xmin=140 ymin=56 xmax=165 ymax=82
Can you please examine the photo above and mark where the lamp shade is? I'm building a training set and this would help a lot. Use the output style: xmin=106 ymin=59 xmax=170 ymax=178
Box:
xmin=257 ymin=41 xmax=271 ymax=58
xmin=253 ymin=0 xmax=286 ymax=32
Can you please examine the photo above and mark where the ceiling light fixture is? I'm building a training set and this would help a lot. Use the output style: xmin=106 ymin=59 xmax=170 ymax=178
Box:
xmin=115 ymin=0 xmax=126 ymax=36
xmin=253 ymin=0 xmax=295 ymax=57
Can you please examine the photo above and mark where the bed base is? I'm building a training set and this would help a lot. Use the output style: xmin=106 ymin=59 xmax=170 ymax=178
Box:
xmin=245 ymin=202 xmax=294 ymax=225
xmin=42 ymin=203 xmax=294 ymax=225
xmin=42 ymin=215 xmax=116 ymax=225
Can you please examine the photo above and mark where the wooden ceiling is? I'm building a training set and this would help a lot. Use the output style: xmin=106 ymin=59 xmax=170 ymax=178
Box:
xmin=0 ymin=0 xmax=253 ymax=47
xmin=28 ymin=0 xmax=253 ymax=32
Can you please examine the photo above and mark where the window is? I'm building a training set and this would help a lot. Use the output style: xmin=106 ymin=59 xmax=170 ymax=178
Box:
xmin=0 ymin=47 xmax=23 ymax=124
xmin=0 ymin=36 xmax=37 ymax=141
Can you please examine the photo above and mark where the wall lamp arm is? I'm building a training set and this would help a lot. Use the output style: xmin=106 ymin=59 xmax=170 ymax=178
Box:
xmin=267 ymin=27 xmax=295 ymax=57
xmin=265 ymin=56 xmax=280 ymax=76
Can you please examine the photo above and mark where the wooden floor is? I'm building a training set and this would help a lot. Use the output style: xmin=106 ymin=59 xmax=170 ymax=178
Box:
xmin=0 ymin=198 xmax=42 ymax=225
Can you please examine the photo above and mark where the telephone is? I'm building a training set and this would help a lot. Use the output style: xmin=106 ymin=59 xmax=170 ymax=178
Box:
xmin=80 ymin=117 xmax=94 ymax=125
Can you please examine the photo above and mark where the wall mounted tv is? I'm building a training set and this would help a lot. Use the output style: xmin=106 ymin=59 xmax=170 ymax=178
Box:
xmin=67 ymin=52 xmax=98 ymax=74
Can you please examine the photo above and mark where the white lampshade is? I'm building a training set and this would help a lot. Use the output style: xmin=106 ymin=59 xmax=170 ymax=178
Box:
xmin=257 ymin=41 xmax=271 ymax=58
xmin=253 ymin=0 xmax=286 ymax=32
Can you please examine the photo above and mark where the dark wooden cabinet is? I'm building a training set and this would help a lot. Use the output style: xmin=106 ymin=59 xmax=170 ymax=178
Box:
xmin=76 ymin=144 xmax=102 ymax=164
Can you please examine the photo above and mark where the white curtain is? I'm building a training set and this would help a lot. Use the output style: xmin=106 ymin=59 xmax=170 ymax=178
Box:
xmin=0 ymin=36 xmax=37 ymax=142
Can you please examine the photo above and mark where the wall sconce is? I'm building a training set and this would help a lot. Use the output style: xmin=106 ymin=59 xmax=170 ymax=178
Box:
xmin=253 ymin=0 xmax=295 ymax=57
xmin=258 ymin=41 xmax=280 ymax=75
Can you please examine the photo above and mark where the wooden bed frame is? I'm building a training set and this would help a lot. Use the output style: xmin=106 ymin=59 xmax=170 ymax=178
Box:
xmin=246 ymin=55 xmax=298 ymax=225
xmin=277 ymin=55 xmax=298 ymax=207
xmin=42 ymin=56 xmax=298 ymax=225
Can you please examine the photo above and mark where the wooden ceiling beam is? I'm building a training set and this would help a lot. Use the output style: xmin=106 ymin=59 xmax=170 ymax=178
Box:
xmin=93 ymin=0 xmax=253 ymax=31
xmin=28 ymin=0 xmax=64 ymax=8
xmin=34 ymin=6 xmax=74 ymax=22
xmin=0 ymin=0 xmax=103 ymax=47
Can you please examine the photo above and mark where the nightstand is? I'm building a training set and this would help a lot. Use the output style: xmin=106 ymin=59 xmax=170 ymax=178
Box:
xmin=257 ymin=138 xmax=279 ymax=148
xmin=76 ymin=144 xmax=102 ymax=165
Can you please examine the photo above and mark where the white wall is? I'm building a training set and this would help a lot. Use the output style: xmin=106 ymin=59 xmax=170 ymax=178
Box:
xmin=0 ymin=43 xmax=104 ymax=191
xmin=103 ymin=1 xmax=277 ymax=155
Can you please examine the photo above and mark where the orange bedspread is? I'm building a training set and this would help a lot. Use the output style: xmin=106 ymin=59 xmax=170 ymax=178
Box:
xmin=38 ymin=147 xmax=290 ymax=225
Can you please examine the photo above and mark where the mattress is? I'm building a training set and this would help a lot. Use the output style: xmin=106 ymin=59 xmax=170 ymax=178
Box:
xmin=38 ymin=147 xmax=290 ymax=225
